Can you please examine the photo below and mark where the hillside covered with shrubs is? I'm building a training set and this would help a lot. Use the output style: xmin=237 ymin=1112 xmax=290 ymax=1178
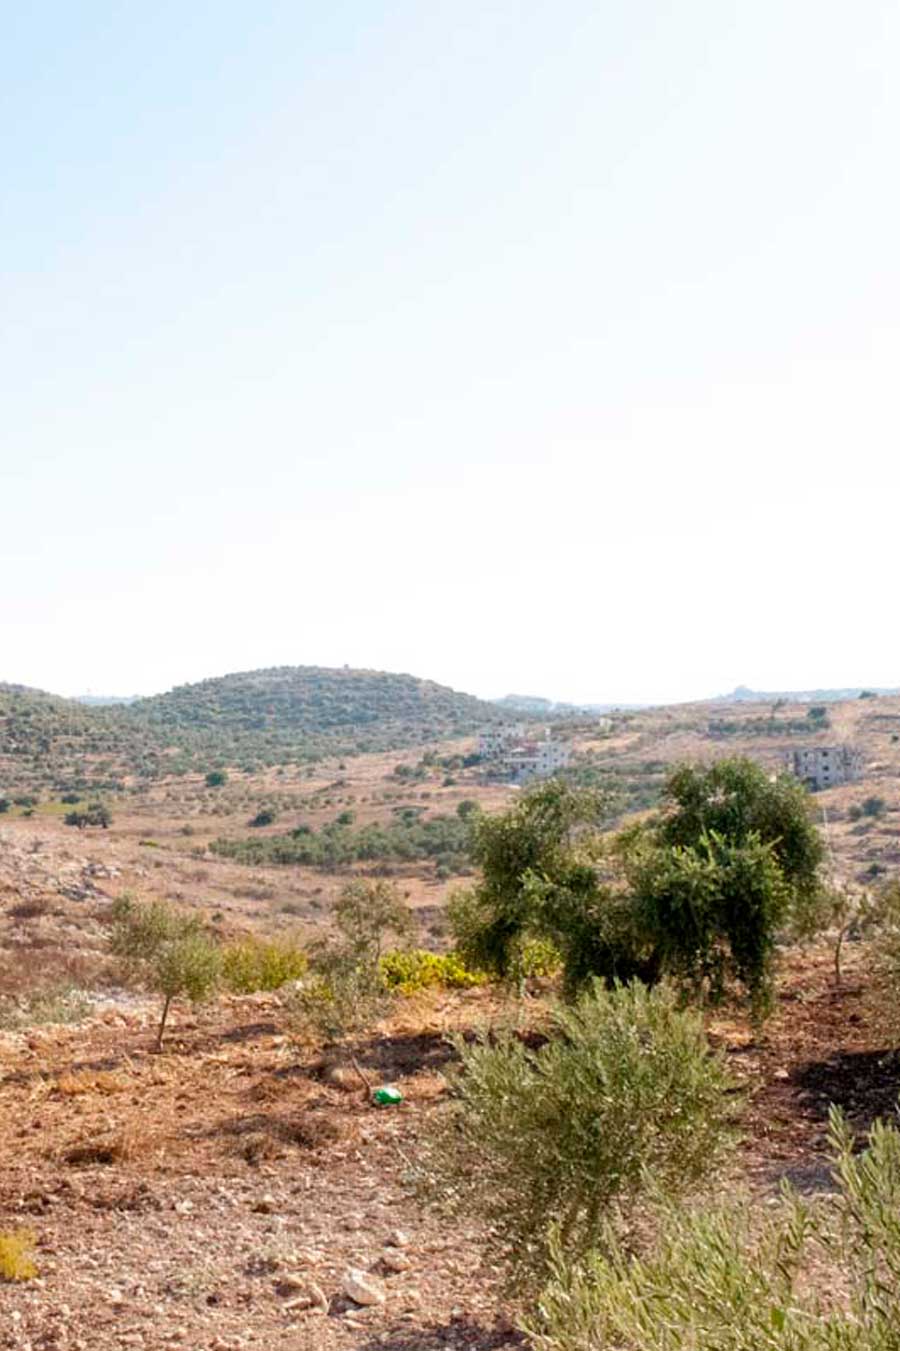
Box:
xmin=0 ymin=666 xmax=508 ymax=794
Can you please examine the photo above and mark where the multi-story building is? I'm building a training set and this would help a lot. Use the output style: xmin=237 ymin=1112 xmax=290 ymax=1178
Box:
xmin=781 ymin=744 xmax=862 ymax=791
xmin=479 ymin=726 xmax=571 ymax=783
xmin=478 ymin=724 xmax=527 ymax=758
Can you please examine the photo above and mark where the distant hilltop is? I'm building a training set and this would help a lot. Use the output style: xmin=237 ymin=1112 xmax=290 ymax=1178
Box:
xmin=714 ymin=684 xmax=900 ymax=704
xmin=495 ymin=693 xmax=652 ymax=715
xmin=497 ymin=683 xmax=900 ymax=715
xmin=73 ymin=694 xmax=139 ymax=706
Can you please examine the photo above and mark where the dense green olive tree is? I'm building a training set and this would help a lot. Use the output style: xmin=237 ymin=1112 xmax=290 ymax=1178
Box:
xmin=451 ymin=760 xmax=826 ymax=1013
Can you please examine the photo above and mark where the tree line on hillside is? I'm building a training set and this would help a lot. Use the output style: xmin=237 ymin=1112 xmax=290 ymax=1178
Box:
xmin=211 ymin=803 xmax=478 ymax=875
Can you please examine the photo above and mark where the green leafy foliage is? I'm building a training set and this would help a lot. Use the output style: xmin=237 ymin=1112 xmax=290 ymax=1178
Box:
xmin=656 ymin=760 xmax=825 ymax=912
xmin=624 ymin=829 xmax=789 ymax=1016
xmin=378 ymin=948 xmax=487 ymax=993
xmin=526 ymin=1106 xmax=900 ymax=1351
xmin=108 ymin=897 xmax=221 ymax=1050
xmin=449 ymin=781 xmax=612 ymax=989
xmin=289 ymin=880 xmax=413 ymax=1050
xmin=221 ymin=937 xmax=307 ymax=993
xmin=422 ymin=980 xmax=736 ymax=1286
xmin=248 ymin=807 xmax=276 ymax=827
xmin=452 ymin=763 xmax=826 ymax=1013
xmin=211 ymin=810 xmax=475 ymax=871
xmin=64 ymin=801 xmax=111 ymax=829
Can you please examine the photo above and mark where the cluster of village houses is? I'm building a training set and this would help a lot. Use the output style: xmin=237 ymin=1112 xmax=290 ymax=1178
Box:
xmin=477 ymin=722 xmax=864 ymax=793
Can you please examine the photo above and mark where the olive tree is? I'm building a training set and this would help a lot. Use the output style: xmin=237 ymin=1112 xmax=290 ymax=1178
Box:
xmin=289 ymin=880 xmax=413 ymax=1086
xmin=422 ymin=980 xmax=736 ymax=1285
xmin=109 ymin=897 xmax=221 ymax=1050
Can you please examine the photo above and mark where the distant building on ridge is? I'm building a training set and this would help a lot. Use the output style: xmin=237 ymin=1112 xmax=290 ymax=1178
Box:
xmin=478 ymin=724 xmax=570 ymax=784
xmin=781 ymin=744 xmax=862 ymax=791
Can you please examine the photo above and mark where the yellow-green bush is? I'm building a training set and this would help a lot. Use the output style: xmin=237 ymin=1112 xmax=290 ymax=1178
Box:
xmin=0 ymin=1230 xmax=37 ymax=1281
xmin=517 ymin=937 xmax=562 ymax=981
xmin=221 ymin=937 xmax=308 ymax=994
xmin=379 ymin=948 xmax=486 ymax=994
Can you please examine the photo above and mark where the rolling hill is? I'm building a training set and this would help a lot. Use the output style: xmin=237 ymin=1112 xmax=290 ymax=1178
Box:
xmin=0 ymin=666 xmax=509 ymax=794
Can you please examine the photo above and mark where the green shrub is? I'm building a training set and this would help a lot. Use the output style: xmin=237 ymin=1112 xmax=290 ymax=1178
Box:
xmin=248 ymin=808 xmax=276 ymax=828
xmin=109 ymin=897 xmax=221 ymax=1050
xmin=655 ymin=759 xmax=825 ymax=916
xmin=205 ymin=770 xmax=227 ymax=788
xmin=625 ymin=829 xmax=789 ymax=1017
xmin=517 ymin=936 xmax=563 ymax=980
xmin=65 ymin=801 xmax=111 ymax=829
xmin=288 ymin=880 xmax=413 ymax=1055
xmin=526 ymin=1106 xmax=900 ymax=1351
xmin=221 ymin=937 xmax=307 ymax=993
xmin=449 ymin=781 xmax=614 ymax=990
xmin=862 ymin=795 xmax=886 ymax=818
xmin=422 ymin=980 xmax=736 ymax=1285
xmin=379 ymin=948 xmax=487 ymax=994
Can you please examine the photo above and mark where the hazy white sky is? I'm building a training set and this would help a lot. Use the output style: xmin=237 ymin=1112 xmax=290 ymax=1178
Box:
xmin=2 ymin=2 xmax=898 ymax=704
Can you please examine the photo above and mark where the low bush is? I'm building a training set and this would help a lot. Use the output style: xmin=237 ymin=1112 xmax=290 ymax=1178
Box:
xmin=379 ymin=948 xmax=486 ymax=994
xmin=288 ymin=880 xmax=413 ymax=1064
xmin=65 ymin=801 xmax=111 ymax=829
xmin=211 ymin=810 xmax=475 ymax=872
xmin=249 ymin=808 xmax=276 ymax=827
xmin=221 ymin=937 xmax=307 ymax=993
xmin=421 ymin=980 xmax=736 ymax=1286
xmin=0 ymin=1230 xmax=37 ymax=1282
xmin=109 ymin=897 xmax=221 ymax=1050
xmin=0 ymin=984 xmax=92 ymax=1032
xmin=526 ymin=1106 xmax=900 ymax=1351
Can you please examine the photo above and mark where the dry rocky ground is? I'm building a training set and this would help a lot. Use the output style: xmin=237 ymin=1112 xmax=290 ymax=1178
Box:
xmin=0 ymin=937 xmax=898 ymax=1349
xmin=0 ymin=984 xmax=524 ymax=1351
xmin=2 ymin=699 xmax=900 ymax=1347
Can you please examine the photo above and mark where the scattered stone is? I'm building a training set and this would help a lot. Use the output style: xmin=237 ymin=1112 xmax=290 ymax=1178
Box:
xmin=306 ymin=1281 xmax=329 ymax=1313
xmin=275 ymin=1273 xmax=306 ymax=1296
xmin=343 ymin=1268 xmax=386 ymax=1307
xmin=252 ymin=1195 xmax=277 ymax=1214
xmin=382 ymin=1248 xmax=412 ymax=1272
xmin=387 ymin=1228 xmax=410 ymax=1247
xmin=282 ymin=1294 xmax=312 ymax=1312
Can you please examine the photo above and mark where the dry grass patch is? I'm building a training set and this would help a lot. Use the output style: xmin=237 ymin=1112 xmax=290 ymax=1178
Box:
xmin=56 ymin=1069 xmax=130 ymax=1097
xmin=217 ymin=1109 xmax=345 ymax=1164
xmin=0 ymin=1229 xmax=38 ymax=1281
xmin=61 ymin=1122 xmax=147 ymax=1167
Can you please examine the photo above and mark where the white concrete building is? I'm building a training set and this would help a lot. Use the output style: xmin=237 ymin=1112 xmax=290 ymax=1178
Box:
xmin=479 ymin=726 xmax=571 ymax=783
xmin=478 ymin=724 xmax=527 ymax=758
xmin=781 ymin=744 xmax=862 ymax=791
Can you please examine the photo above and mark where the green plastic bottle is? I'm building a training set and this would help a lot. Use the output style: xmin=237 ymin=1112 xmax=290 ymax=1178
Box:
xmin=373 ymin=1085 xmax=403 ymax=1106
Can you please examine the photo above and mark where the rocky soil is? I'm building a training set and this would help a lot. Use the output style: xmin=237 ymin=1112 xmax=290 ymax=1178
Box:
xmin=0 ymin=987 xmax=523 ymax=1351
xmin=0 ymin=942 xmax=897 ymax=1349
